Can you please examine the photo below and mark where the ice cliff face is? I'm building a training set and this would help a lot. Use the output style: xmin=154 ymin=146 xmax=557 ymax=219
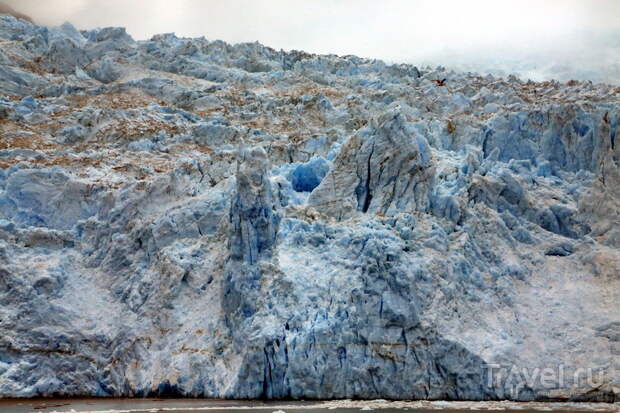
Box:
xmin=0 ymin=15 xmax=618 ymax=401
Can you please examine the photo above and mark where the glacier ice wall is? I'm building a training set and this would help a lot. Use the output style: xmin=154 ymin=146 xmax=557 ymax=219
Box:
xmin=0 ymin=15 xmax=618 ymax=401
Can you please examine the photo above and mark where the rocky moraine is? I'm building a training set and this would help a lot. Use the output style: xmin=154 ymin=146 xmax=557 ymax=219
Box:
xmin=0 ymin=15 xmax=618 ymax=401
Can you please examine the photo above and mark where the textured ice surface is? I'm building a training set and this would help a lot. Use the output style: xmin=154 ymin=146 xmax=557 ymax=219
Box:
xmin=0 ymin=15 xmax=618 ymax=401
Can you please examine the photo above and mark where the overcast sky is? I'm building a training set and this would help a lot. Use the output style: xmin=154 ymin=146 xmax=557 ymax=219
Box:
xmin=4 ymin=0 xmax=620 ymax=83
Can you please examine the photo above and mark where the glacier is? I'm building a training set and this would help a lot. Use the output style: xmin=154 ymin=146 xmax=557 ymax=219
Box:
xmin=0 ymin=15 xmax=618 ymax=401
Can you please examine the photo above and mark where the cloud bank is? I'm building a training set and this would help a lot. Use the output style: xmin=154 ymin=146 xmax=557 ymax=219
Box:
xmin=0 ymin=2 xmax=33 ymax=23
xmin=3 ymin=0 xmax=620 ymax=84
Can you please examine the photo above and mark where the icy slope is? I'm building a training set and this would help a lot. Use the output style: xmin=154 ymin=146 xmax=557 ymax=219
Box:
xmin=0 ymin=15 xmax=618 ymax=401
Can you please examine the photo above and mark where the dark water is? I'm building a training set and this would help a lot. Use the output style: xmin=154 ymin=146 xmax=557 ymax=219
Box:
xmin=0 ymin=399 xmax=616 ymax=413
